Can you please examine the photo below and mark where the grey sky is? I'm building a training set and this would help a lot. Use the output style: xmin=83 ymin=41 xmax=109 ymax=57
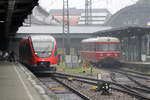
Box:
xmin=38 ymin=0 xmax=138 ymax=14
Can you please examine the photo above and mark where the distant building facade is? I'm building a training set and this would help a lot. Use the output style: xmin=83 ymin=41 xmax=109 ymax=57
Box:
xmin=50 ymin=8 xmax=111 ymax=26
xmin=24 ymin=7 xmax=111 ymax=26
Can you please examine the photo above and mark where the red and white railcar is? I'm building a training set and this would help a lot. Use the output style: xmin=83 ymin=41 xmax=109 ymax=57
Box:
xmin=80 ymin=37 xmax=120 ymax=66
xmin=19 ymin=35 xmax=57 ymax=71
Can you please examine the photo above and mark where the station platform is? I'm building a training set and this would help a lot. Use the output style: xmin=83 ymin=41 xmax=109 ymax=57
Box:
xmin=0 ymin=61 xmax=50 ymax=100
xmin=121 ymin=61 xmax=150 ymax=71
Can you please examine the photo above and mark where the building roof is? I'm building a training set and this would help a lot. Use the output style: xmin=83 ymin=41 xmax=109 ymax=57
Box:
xmin=24 ymin=7 xmax=111 ymax=26
xmin=93 ymin=26 xmax=150 ymax=38
xmin=81 ymin=37 xmax=120 ymax=43
xmin=24 ymin=6 xmax=59 ymax=25
xmin=17 ymin=25 xmax=111 ymax=34
xmin=105 ymin=0 xmax=150 ymax=27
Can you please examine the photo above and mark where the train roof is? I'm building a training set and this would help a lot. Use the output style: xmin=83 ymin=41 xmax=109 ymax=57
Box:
xmin=81 ymin=37 xmax=120 ymax=43
xmin=29 ymin=35 xmax=55 ymax=41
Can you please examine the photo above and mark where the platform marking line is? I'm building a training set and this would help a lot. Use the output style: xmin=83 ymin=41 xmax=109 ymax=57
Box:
xmin=14 ymin=66 xmax=35 ymax=100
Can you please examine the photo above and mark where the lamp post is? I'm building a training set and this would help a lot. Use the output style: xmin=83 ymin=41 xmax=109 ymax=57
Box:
xmin=63 ymin=0 xmax=70 ymax=55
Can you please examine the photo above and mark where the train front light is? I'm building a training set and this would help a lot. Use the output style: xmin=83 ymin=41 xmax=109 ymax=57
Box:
xmin=114 ymin=53 xmax=118 ymax=56
xmin=35 ymin=52 xmax=38 ymax=55
xmin=100 ymin=53 xmax=103 ymax=57
xmin=48 ymin=52 xmax=51 ymax=55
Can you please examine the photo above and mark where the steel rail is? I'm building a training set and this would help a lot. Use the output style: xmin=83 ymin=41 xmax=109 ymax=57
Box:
xmin=114 ymin=70 xmax=150 ymax=80
xmin=36 ymin=71 xmax=150 ymax=100
xmin=127 ymin=75 xmax=150 ymax=90
xmin=119 ymin=69 xmax=150 ymax=77
xmin=52 ymin=73 xmax=150 ymax=100
xmin=52 ymin=77 xmax=92 ymax=100
xmin=112 ymin=70 xmax=150 ymax=90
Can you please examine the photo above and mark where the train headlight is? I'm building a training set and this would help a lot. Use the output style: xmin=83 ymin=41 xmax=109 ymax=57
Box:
xmin=100 ymin=53 xmax=103 ymax=57
xmin=35 ymin=52 xmax=38 ymax=55
xmin=114 ymin=53 xmax=118 ymax=56
xmin=48 ymin=52 xmax=51 ymax=55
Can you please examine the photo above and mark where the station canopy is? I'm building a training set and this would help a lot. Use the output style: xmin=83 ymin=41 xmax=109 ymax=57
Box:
xmin=94 ymin=26 xmax=150 ymax=38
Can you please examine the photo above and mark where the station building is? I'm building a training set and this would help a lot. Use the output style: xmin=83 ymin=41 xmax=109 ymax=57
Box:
xmin=95 ymin=0 xmax=150 ymax=62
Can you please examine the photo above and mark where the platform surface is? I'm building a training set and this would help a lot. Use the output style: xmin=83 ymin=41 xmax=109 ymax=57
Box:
xmin=0 ymin=61 xmax=43 ymax=100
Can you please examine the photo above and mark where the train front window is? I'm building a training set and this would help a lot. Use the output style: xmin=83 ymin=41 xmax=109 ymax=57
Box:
xmin=109 ymin=44 xmax=120 ymax=51
xmin=97 ymin=43 xmax=120 ymax=51
xmin=98 ymin=44 xmax=109 ymax=51
xmin=32 ymin=40 xmax=53 ymax=57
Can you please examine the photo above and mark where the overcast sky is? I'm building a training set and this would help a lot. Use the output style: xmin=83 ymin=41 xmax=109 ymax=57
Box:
xmin=39 ymin=0 xmax=139 ymax=14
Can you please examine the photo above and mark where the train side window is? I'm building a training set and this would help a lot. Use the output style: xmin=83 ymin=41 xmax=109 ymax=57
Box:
xmin=54 ymin=47 xmax=57 ymax=56
xmin=23 ymin=43 xmax=27 ymax=57
xmin=94 ymin=43 xmax=96 ymax=51
xmin=90 ymin=44 xmax=92 ymax=51
xmin=82 ymin=43 xmax=84 ymax=51
xmin=91 ymin=44 xmax=93 ymax=51
xmin=84 ymin=44 xmax=86 ymax=51
xmin=26 ymin=42 xmax=32 ymax=56
xmin=88 ymin=44 xmax=90 ymax=51
xmin=92 ymin=43 xmax=96 ymax=51
xmin=19 ymin=44 xmax=23 ymax=58
xmin=83 ymin=44 xmax=85 ymax=51
xmin=84 ymin=44 xmax=87 ymax=51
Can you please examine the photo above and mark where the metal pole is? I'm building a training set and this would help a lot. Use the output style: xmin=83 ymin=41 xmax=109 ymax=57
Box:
xmin=63 ymin=0 xmax=65 ymax=58
xmin=85 ymin=0 xmax=88 ymax=24
xmin=89 ymin=0 xmax=92 ymax=24
xmin=62 ymin=0 xmax=70 ymax=67
xmin=66 ymin=0 xmax=70 ymax=55
xmin=63 ymin=0 xmax=65 ymax=34
xmin=85 ymin=0 xmax=92 ymax=25
xmin=63 ymin=0 xmax=70 ymax=55
xmin=5 ymin=0 xmax=15 ymax=37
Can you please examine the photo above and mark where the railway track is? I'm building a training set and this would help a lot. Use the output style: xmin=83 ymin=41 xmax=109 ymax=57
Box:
xmin=39 ymin=77 xmax=83 ymax=100
xmin=114 ymin=69 xmax=150 ymax=80
xmin=109 ymin=69 xmax=150 ymax=99
xmin=35 ymin=71 xmax=150 ymax=100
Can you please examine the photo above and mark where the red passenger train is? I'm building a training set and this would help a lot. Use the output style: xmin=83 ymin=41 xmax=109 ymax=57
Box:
xmin=19 ymin=35 xmax=57 ymax=71
xmin=80 ymin=37 xmax=120 ymax=67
